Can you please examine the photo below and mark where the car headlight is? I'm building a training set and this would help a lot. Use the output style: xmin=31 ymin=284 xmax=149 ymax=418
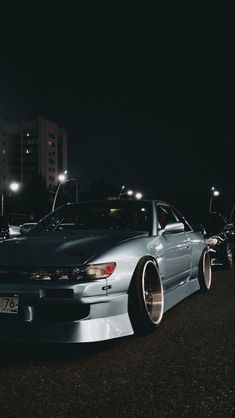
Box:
xmin=30 ymin=268 xmax=81 ymax=281
xmin=29 ymin=263 xmax=116 ymax=281
xmin=83 ymin=262 xmax=116 ymax=279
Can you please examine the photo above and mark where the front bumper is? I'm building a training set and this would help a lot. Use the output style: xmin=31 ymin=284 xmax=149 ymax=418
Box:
xmin=0 ymin=280 xmax=133 ymax=343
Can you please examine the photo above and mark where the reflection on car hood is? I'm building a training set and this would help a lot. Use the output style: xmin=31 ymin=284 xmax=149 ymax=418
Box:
xmin=0 ymin=230 xmax=147 ymax=267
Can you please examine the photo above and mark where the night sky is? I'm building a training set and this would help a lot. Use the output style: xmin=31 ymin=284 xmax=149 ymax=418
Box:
xmin=0 ymin=1 xmax=233 ymax=218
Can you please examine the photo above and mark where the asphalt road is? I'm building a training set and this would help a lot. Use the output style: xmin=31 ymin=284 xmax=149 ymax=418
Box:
xmin=0 ymin=267 xmax=234 ymax=418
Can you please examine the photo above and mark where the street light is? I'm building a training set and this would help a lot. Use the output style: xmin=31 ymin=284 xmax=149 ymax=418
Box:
xmin=58 ymin=173 xmax=67 ymax=183
xmin=135 ymin=192 xmax=143 ymax=200
xmin=118 ymin=185 xmax=143 ymax=200
xmin=1 ymin=182 xmax=21 ymax=216
xmin=52 ymin=172 xmax=78 ymax=211
xmin=118 ymin=186 xmax=134 ymax=199
xmin=209 ymin=187 xmax=220 ymax=212
xmin=118 ymin=185 xmax=126 ymax=199
xmin=9 ymin=182 xmax=20 ymax=192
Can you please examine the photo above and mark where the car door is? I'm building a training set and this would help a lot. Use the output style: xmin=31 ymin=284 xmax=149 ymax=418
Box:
xmin=156 ymin=204 xmax=192 ymax=290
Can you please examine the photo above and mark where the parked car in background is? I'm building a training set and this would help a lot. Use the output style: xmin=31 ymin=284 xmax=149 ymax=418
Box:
xmin=9 ymin=225 xmax=20 ymax=236
xmin=230 ymin=206 xmax=235 ymax=223
xmin=0 ymin=217 xmax=35 ymax=239
xmin=0 ymin=199 xmax=211 ymax=343
xmin=200 ymin=212 xmax=233 ymax=269
xmin=19 ymin=223 xmax=37 ymax=235
xmin=229 ymin=206 xmax=235 ymax=249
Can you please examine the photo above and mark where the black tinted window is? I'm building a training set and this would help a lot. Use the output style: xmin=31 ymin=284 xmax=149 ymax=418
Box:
xmin=171 ymin=208 xmax=192 ymax=232
xmin=31 ymin=201 xmax=152 ymax=233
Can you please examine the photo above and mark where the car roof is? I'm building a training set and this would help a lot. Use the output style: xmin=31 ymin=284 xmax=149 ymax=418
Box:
xmin=63 ymin=199 xmax=171 ymax=207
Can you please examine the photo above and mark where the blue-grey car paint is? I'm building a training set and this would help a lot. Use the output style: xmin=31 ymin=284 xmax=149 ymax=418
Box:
xmin=0 ymin=200 xmax=207 ymax=343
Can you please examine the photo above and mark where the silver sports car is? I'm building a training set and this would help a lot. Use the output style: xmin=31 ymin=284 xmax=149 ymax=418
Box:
xmin=0 ymin=199 xmax=211 ymax=343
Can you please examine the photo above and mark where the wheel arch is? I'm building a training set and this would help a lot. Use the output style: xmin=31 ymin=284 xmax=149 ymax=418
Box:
xmin=128 ymin=255 xmax=160 ymax=293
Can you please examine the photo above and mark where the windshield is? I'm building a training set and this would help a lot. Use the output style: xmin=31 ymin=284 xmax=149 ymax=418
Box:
xmin=30 ymin=201 xmax=153 ymax=234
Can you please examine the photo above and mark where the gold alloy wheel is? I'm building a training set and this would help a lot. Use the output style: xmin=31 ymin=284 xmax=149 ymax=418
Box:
xmin=141 ymin=260 xmax=164 ymax=325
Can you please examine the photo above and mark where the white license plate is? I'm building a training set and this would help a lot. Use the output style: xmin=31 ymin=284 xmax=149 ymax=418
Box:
xmin=0 ymin=296 xmax=19 ymax=314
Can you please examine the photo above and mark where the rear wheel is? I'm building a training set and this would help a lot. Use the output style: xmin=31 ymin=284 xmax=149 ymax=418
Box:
xmin=128 ymin=258 xmax=164 ymax=335
xmin=198 ymin=250 xmax=212 ymax=292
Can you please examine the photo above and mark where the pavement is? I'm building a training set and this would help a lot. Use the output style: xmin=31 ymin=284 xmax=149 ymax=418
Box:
xmin=0 ymin=267 xmax=234 ymax=418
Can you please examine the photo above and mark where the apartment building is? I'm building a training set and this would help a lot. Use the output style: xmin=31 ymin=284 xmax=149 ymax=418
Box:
xmin=0 ymin=116 xmax=67 ymax=192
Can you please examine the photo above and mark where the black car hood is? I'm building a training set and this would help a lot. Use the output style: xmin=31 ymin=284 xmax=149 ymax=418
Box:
xmin=0 ymin=230 xmax=147 ymax=267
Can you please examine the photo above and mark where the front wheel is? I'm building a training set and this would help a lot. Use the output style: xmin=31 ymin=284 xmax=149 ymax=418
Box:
xmin=198 ymin=250 xmax=212 ymax=292
xmin=128 ymin=258 xmax=164 ymax=335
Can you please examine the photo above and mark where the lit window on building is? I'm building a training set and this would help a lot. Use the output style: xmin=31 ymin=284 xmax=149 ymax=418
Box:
xmin=48 ymin=139 xmax=55 ymax=147
xmin=2 ymin=148 xmax=6 ymax=154
xmin=25 ymin=149 xmax=30 ymax=154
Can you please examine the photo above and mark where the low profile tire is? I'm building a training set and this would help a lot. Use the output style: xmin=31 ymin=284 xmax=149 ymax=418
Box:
xmin=198 ymin=250 xmax=212 ymax=292
xmin=221 ymin=243 xmax=233 ymax=270
xmin=128 ymin=257 xmax=164 ymax=335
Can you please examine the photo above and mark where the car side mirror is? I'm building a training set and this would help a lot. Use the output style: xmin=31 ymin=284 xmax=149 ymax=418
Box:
xmin=162 ymin=222 xmax=185 ymax=235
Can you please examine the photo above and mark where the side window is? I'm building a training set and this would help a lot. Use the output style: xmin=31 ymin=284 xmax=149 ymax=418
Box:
xmin=171 ymin=207 xmax=192 ymax=232
xmin=156 ymin=205 xmax=177 ymax=229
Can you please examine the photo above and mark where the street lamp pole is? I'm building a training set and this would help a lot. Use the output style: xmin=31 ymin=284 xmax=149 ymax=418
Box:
xmin=118 ymin=185 xmax=125 ymax=199
xmin=52 ymin=181 xmax=64 ymax=212
xmin=74 ymin=178 xmax=78 ymax=203
xmin=209 ymin=187 xmax=220 ymax=212
xmin=1 ymin=193 xmax=4 ymax=217
xmin=52 ymin=175 xmax=79 ymax=212
xmin=1 ymin=182 xmax=21 ymax=217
